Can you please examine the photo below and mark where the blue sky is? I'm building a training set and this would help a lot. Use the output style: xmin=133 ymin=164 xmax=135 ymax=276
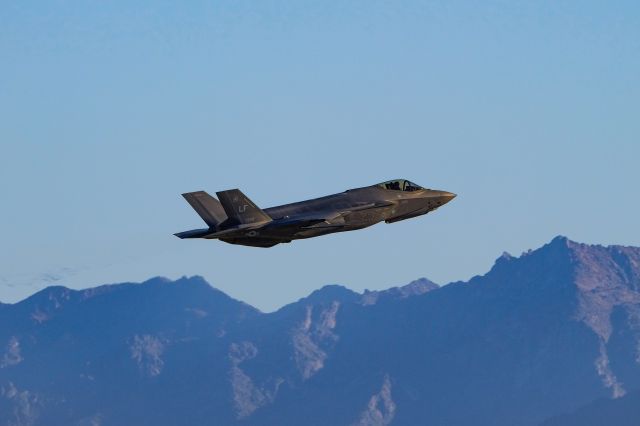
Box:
xmin=1 ymin=1 xmax=639 ymax=311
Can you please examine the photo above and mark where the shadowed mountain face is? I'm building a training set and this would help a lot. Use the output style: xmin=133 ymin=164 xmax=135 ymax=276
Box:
xmin=0 ymin=237 xmax=639 ymax=426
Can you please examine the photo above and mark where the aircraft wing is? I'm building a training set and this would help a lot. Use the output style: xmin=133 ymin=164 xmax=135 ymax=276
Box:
xmin=297 ymin=202 xmax=394 ymax=229
xmin=270 ymin=214 xmax=340 ymax=229
xmin=261 ymin=202 xmax=395 ymax=231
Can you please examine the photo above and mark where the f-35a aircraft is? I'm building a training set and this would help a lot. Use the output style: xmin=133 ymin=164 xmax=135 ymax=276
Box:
xmin=175 ymin=179 xmax=455 ymax=248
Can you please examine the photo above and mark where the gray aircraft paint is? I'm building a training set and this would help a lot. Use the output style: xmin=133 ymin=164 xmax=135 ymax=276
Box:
xmin=175 ymin=179 xmax=456 ymax=247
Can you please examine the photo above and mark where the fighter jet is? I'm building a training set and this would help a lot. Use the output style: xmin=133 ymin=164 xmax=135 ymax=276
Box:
xmin=175 ymin=179 xmax=456 ymax=248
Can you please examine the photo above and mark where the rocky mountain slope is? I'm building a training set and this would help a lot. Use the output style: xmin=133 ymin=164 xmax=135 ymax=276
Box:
xmin=1 ymin=236 xmax=639 ymax=426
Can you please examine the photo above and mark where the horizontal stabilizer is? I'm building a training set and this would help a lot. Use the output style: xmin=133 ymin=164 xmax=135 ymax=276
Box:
xmin=182 ymin=191 xmax=227 ymax=228
xmin=216 ymin=189 xmax=272 ymax=226
xmin=174 ymin=228 xmax=211 ymax=239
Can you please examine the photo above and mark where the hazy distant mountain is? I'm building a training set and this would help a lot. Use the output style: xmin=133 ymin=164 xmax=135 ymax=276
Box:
xmin=1 ymin=236 xmax=639 ymax=426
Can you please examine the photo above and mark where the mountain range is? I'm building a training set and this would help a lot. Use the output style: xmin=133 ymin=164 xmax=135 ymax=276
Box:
xmin=1 ymin=236 xmax=639 ymax=425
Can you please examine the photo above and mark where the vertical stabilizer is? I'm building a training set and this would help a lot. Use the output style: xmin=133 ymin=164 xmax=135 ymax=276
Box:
xmin=216 ymin=189 xmax=272 ymax=226
xmin=182 ymin=191 xmax=227 ymax=228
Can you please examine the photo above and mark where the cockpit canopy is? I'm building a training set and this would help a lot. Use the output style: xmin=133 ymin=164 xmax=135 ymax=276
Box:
xmin=377 ymin=179 xmax=424 ymax=192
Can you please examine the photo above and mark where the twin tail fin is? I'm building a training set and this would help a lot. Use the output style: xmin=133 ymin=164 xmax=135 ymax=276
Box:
xmin=181 ymin=191 xmax=227 ymax=228
xmin=216 ymin=189 xmax=272 ymax=226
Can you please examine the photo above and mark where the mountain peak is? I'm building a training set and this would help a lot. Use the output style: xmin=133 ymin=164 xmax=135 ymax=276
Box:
xmin=490 ymin=235 xmax=581 ymax=270
xmin=142 ymin=276 xmax=173 ymax=285
xmin=304 ymin=284 xmax=360 ymax=305
xmin=500 ymin=251 xmax=513 ymax=260
xmin=539 ymin=235 xmax=578 ymax=253
xmin=141 ymin=275 xmax=209 ymax=287
xmin=21 ymin=285 xmax=76 ymax=308
xmin=550 ymin=234 xmax=570 ymax=245
xmin=488 ymin=235 xmax=636 ymax=278
xmin=398 ymin=277 xmax=439 ymax=295
xmin=361 ymin=277 xmax=439 ymax=305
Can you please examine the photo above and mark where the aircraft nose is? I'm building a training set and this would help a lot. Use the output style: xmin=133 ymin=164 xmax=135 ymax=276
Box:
xmin=441 ymin=192 xmax=456 ymax=203
xmin=433 ymin=191 xmax=456 ymax=206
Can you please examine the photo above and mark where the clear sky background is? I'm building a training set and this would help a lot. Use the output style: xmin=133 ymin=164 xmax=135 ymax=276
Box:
xmin=1 ymin=1 xmax=638 ymax=311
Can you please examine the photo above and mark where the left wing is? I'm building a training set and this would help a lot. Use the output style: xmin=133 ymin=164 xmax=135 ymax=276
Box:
xmin=274 ymin=202 xmax=394 ymax=229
